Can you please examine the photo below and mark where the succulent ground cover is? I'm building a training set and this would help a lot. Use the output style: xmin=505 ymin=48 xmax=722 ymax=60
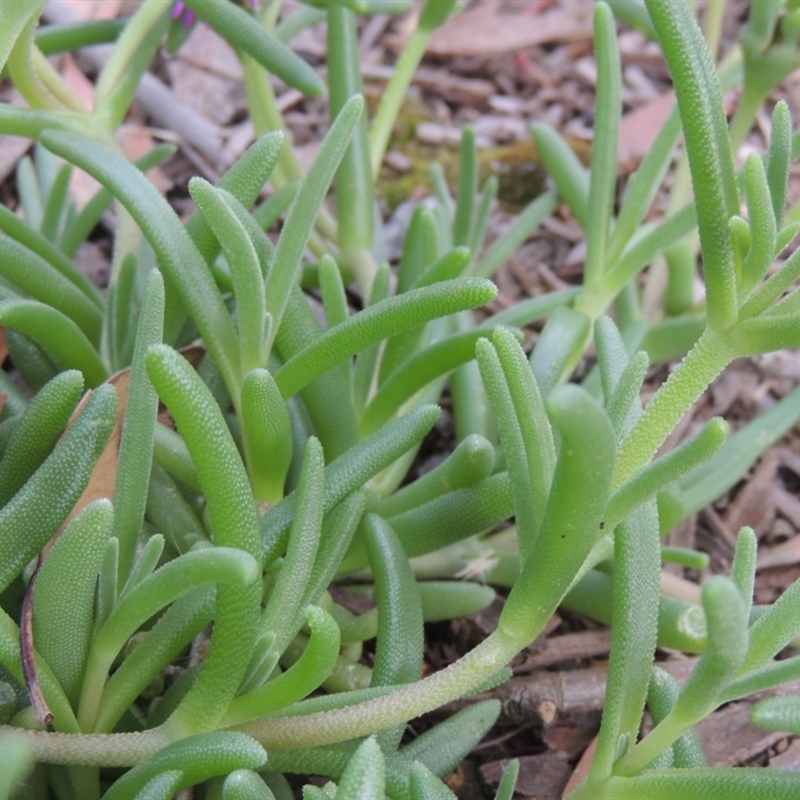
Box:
xmin=3 ymin=1 xmax=800 ymax=798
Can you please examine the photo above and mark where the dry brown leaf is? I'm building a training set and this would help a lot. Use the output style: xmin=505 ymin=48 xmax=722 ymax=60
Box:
xmin=561 ymin=735 xmax=597 ymax=798
xmin=0 ymin=90 xmax=33 ymax=184
xmin=42 ymin=369 xmax=131 ymax=558
xmin=757 ymin=534 xmax=800 ymax=570
xmin=60 ymin=54 xmax=103 ymax=208
xmin=117 ymin=123 xmax=171 ymax=194
xmin=724 ymin=453 xmax=778 ymax=536
xmin=56 ymin=0 xmax=124 ymax=21
xmin=0 ymin=136 xmax=32 ymax=186
xmin=60 ymin=52 xmax=94 ymax=112
xmin=20 ymin=561 xmax=53 ymax=726
xmin=617 ymin=91 xmax=674 ymax=175
xmin=426 ymin=2 xmax=592 ymax=58
xmin=696 ymin=701 xmax=785 ymax=767
xmin=36 ymin=346 xmax=203 ymax=559
xmin=165 ymin=25 xmax=246 ymax=126
xmin=19 ymin=351 xmax=134 ymax=727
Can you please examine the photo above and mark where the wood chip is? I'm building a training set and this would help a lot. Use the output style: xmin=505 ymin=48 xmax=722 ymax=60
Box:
xmin=480 ymin=751 xmax=571 ymax=800
xmin=774 ymin=487 xmax=800 ymax=530
xmin=723 ymin=453 xmax=778 ymax=537
xmin=497 ymin=667 xmax=606 ymax=728
xmin=757 ymin=529 xmax=800 ymax=570
xmin=56 ymin=0 xmax=123 ymax=20
xmin=617 ymin=91 xmax=674 ymax=175
xmin=516 ymin=629 xmax=612 ymax=671
xmin=0 ymin=89 xmax=33 ymax=184
xmin=697 ymin=701 xmax=785 ymax=767
xmin=561 ymin=736 xmax=596 ymax=798
xmin=771 ymin=737 xmax=800 ymax=770
xmin=426 ymin=3 xmax=593 ymax=58
xmin=165 ymin=26 xmax=246 ymax=125
xmin=384 ymin=150 xmax=412 ymax=173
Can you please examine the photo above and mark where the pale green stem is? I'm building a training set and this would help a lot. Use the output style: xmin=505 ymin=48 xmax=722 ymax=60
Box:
xmin=369 ymin=26 xmax=433 ymax=177
xmin=703 ymin=0 xmax=725 ymax=61
xmin=612 ymin=708 xmax=689 ymax=777
xmin=94 ymin=0 xmax=172 ymax=107
xmin=241 ymin=54 xmax=303 ymax=184
xmin=729 ymin=79 xmax=768 ymax=154
xmin=614 ymin=327 xmax=733 ymax=487
xmin=7 ymin=17 xmax=64 ymax=111
xmin=241 ymin=54 xmax=338 ymax=243
xmin=31 ymin=47 xmax=88 ymax=113
xmin=0 ymin=632 xmax=521 ymax=765
xmin=233 ymin=628 xmax=520 ymax=750
xmin=0 ymin=725 xmax=169 ymax=768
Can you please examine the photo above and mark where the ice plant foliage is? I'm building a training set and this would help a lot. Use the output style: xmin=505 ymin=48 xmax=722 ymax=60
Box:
xmin=1 ymin=0 xmax=800 ymax=797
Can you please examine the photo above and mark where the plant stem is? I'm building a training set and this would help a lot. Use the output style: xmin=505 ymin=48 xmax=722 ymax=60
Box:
xmin=240 ymin=54 xmax=338 ymax=244
xmin=614 ymin=327 xmax=732 ymax=487
xmin=241 ymin=53 xmax=302 ymax=184
xmin=31 ymin=46 xmax=87 ymax=113
xmin=7 ymin=17 xmax=64 ymax=111
xmin=369 ymin=26 xmax=431 ymax=177
xmin=234 ymin=628 xmax=521 ymax=750
xmin=0 ymin=725 xmax=169 ymax=767
xmin=93 ymin=0 xmax=172 ymax=109
xmin=612 ymin=709 xmax=687 ymax=777
xmin=703 ymin=0 xmax=724 ymax=62
xmin=582 ymin=3 xmax=620 ymax=295
xmin=729 ymin=79 xmax=768 ymax=154
xmin=328 ymin=4 xmax=376 ymax=294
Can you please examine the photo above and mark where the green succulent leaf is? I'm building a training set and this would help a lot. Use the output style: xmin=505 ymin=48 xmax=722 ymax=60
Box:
xmin=334 ymin=737 xmax=384 ymax=800
xmin=241 ymin=369 xmax=294 ymax=505
xmin=531 ymin=124 xmax=589 ymax=228
xmin=189 ymin=179 xmax=267 ymax=374
xmin=0 ymin=298 xmax=107 ymax=386
xmin=275 ymin=278 xmax=497 ymax=399
xmin=361 ymin=326 xmax=519 ymax=437
xmin=500 ymin=384 xmax=615 ymax=645
xmin=113 ymin=269 xmax=164 ymax=581
xmin=261 ymin=404 xmax=440 ymax=565
xmin=0 ymin=384 xmax=116 ymax=595
xmin=266 ymin=95 xmax=364 ymax=352
xmin=103 ymin=732 xmax=267 ymax=800
xmin=39 ymin=129 xmax=241 ymax=393
xmin=593 ymin=768 xmax=800 ymax=799
xmin=33 ymin=500 xmax=113 ymax=707
xmin=645 ymin=0 xmax=739 ymax=329
xmin=0 ymin=370 xmax=83 ymax=506
xmin=224 ymin=605 xmax=340 ymax=726
xmin=529 ymin=306 xmax=592 ymax=398
xmin=647 ymin=668 xmax=706 ymax=769
xmin=145 ymin=344 xmax=261 ymax=735
xmin=751 ymin=695 xmax=800 ymax=736
xmin=592 ymin=502 xmax=661 ymax=779
xmin=180 ymin=0 xmax=323 ymax=95
xmin=397 ymin=699 xmax=501 ymax=780
xmin=258 ymin=438 xmax=325 ymax=653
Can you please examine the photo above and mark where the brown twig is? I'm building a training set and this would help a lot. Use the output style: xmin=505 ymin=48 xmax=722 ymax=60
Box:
xmin=20 ymin=557 xmax=54 ymax=726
